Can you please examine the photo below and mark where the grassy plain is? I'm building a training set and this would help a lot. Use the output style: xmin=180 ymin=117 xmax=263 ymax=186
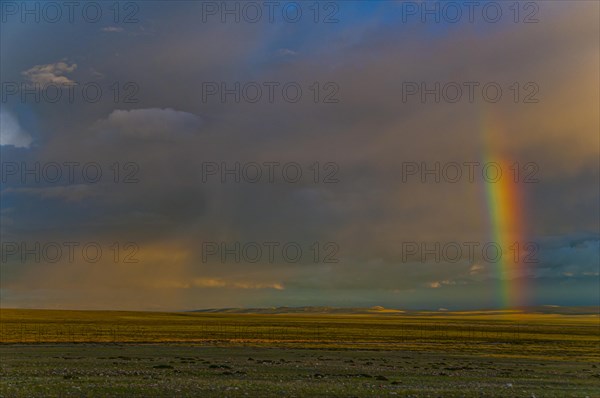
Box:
xmin=0 ymin=308 xmax=598 ymax=397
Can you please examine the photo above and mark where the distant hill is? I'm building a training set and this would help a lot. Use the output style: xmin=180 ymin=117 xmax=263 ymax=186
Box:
xmin=191 ymin=305 xmax=599 ymax=316
xmin=191 ymin=306 xmax=405 ymax=315
xmin=517 ymin=305 xmax=599 ymax=315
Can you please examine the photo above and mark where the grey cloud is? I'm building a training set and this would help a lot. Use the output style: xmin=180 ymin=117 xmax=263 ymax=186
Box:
xmin=101 ymin=26 xmax=124 ymax=33
xmin=93 ymin=108 xmax=203 ymax=140
xmin=2 ymin=185 xmax=100 ymax=202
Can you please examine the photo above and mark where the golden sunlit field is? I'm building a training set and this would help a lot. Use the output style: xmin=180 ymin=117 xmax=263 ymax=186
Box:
xmin=1 ymin=309 xmax=598 ymax=397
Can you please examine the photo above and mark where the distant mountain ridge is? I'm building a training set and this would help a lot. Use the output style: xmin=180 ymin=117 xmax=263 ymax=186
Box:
xmin=191 ymin=305 xmax=599 ymax=315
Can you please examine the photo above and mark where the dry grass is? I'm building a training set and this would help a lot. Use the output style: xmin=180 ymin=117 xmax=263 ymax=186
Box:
xmin=1 ymin=308 xmax=598 ymax=361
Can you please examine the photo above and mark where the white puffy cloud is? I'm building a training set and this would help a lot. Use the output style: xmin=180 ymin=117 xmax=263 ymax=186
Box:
xmin=21 ymin=61 xmax=77 ymax=86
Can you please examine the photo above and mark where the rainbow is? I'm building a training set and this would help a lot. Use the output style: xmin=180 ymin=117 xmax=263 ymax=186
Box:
xmin=481 ymin=110 xmax=529 ymax=309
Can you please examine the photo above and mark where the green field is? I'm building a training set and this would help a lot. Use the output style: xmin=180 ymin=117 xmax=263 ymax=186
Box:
xmin=1 ymin=309 xmax=599 ymax=397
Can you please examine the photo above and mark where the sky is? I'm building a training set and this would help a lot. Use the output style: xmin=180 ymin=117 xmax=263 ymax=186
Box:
xmin=0 ymin=1 xmax=598 ymax=311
